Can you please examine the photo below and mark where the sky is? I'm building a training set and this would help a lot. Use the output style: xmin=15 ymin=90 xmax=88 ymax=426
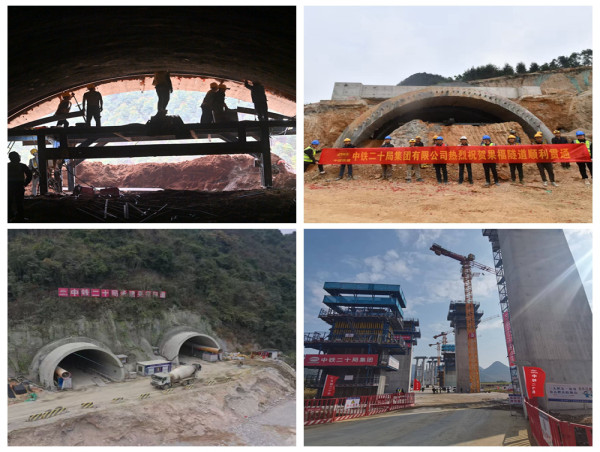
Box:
xmin=304 ymin=229 xmax=592 ymax=369
xmin=304 ymin=6 xmax=593 ymax=104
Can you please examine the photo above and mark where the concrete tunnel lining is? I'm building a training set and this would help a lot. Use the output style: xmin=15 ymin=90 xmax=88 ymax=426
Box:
xmin=38 ymin=342 xmax=125 ymax=389
xmin=160 ymin=332 xmax=221 ymax=361
xmin=335 ymin=87 xmax=554 ymax=147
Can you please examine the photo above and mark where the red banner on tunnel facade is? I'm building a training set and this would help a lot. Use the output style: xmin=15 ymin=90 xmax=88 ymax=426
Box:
xmin=57 ymin=288 xmax=166 ymax=298
xmin=318 ymin=143 xmax=591 ymax=165
xmin=524 ymin=366 xmax=546 ymax=398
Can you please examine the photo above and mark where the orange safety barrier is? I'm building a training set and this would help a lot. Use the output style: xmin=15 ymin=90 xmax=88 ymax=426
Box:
xmin=304 ymin=393 xmax=415 ymax=426
xmin=524 ymin=400 xmax=592 ymax=446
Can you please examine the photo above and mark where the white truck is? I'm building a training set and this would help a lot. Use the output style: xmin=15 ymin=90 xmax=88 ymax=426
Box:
xmin=150 ymin=364 xmax=201 ymax=389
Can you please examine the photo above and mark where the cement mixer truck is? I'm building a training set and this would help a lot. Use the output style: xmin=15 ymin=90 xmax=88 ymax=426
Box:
xmin=150 ymin=364 xmax=201 ymax=390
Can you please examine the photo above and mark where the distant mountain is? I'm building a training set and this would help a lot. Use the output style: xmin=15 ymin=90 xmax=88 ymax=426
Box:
xmin=479 ymin=361 xmax=510 ymax=382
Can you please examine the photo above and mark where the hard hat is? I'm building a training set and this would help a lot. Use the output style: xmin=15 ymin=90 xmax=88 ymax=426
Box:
xmin=218 ymin=83 xmax=229 ymax=90
xmin=30 ymin=148 xmax=38 ymax=154
xmin=508 ymin=135 xmax=516 ymax=139
xmin=534 ymin=131 xmax=543 ymax=138
xmin=384 ymin=136 xmax=392 ymax=140
xmin=509 ymin=129 xmax=516 ymax=134
xmin=344 ymin=138 xmax=351 ymax=142
xmin=460 ymin=136 xmax=467 ymax=140
xmin=415 ymin=136 xmax=422 ymax=139
xmin=409 ymin=139 xmax=416 ymax=143
xmin=576 ymin=131 xmax=585 ymax=136
xmin=87 ymin=84 xmax=96 ymax=90
xmin=436 ymin=136 xmax=443 ymax=140
xmin=61 ymin=92 xmax=71 ymax=99
xmin=210 ymin=82 xmax=219 ymax=88
xmin=553 ymin=130 xmax=560 ymax=134
xmin=482 ymin=135 xmax=491 ymax=140
xmin=311 ymin=140 xmax=320 ymax=145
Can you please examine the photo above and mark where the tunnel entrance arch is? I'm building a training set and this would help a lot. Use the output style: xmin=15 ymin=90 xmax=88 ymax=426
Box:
xmin=160 ymin=330 xmax=221 ymax=365
xmin=31 ymin=338 xmax=125 ymax=390
xmin=334 ymin=87 xmax=553 ymax=147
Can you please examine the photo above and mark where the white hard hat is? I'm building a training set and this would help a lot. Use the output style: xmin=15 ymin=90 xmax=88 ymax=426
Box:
xmin=460 ymin=136 xmax=468 ymax=140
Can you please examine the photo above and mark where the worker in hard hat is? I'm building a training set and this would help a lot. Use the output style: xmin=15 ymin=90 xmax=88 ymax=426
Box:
xmin=433 ymin=136 xmax=448 ymax=184
xmin=481 ymin=135 xmax=500 ymax=186
xmin=28 ymin=149 xmax=40 ymax=196
xmin=55 ymin=93 xmax=72 ymax=127
xmin=201 ymin=82 xmax=219 ymax=123
xmin=380 ymin=136 xmax=394 ymax=180
xmin=551 ymin=129 xmax=570 ymax=169
xmin=336 ymin=138 xmax=356 ymax=180
xmin=507 ymin=135 xmax=524 ymax=184
xmin=152 ymin=70 xmax=173 ymax=114
xmin=533 ymin=131 xmax=557 ymax=187
xmin=304 ymin=140 xmax=325 ymax=174
xmin=406 ymin=139 xmax=423 ymax=182
xmin=573 ymin=131 xmax=592 ymax=184
xmin=8 ymin=151 xmax=33 ymax=222
xmin=457 ymin=136 xmax=473 ymax=185
xmin=414 ymin=135 xmax=427 ymax=169
xmin=244 ymin=80 xmax=269 ymax=121
xmin=213 ymin=83 xmax=232 ymax=122
xmin=509 ymin=129 xmax=521 ymax=144
xmin=83 ymin=84 xmax=103 ymax=127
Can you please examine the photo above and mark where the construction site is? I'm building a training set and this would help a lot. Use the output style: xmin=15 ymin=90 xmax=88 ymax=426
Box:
xmin=304 ymin=67 xmax=592 ymax=223
xmin=304 ymin=229 xmax=592 ymax=446
xmin=8 ymin=6 xmax=296 ymax=223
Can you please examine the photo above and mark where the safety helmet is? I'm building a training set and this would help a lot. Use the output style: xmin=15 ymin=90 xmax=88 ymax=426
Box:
xmin=87 ymin=84 xmax=96 ymax=90
xmin=30 ymin=148 xmax=38 ymax=154
xmin=576 ymin=131 xmax=585 ymax=136
xmin=384 ymin=136 xmax=392 ymax=140
xmin=508 ymin=135 xmax=516 ymax=140
xmin=509 ymin=129 xmax=516 ymax=134
xmin=61 ymin=92 xmax=71 ymax=99
xmin=534 ymin=131 xmax=543 ymax=138
xmin=344 ymin=138 xmax=351 ymax=142
xmin=436 ymin=136 xmax=443 ymax=140
xmin=409 ymin=139 xmax=416 ymax=143
xmin=218 ymin=83 xmax=229 ymax=90
xmin=460 ymin=136 xmax=467 ymax=140
xmin=311 ymin=140 xmax=320 ymax=145
xmin=553 ymin=130 xmax=560 ymax=134
xmin=210 ymin=82 xmax=219 ymax=89
xmin=482 ymin=135 xmax=491 ymax=140
xmin=415 ymin=136 xmax=422 ymax=140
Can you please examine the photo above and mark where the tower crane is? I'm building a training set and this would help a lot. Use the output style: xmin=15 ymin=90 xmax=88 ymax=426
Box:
xmin=430 ymin=243 xmax=495 ymax=393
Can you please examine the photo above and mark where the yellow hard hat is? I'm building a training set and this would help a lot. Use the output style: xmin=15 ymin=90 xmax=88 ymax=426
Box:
xmin=409 ymin=139 xmax=416 ymax=143
xmin=415 ymin=136 xmax=421 ymax=139
xmin=508 ymin=135 xmax=516 ymax=139
xmin=534 ymin=131 xmax=543 ymax=138
xmin=30 ymin=148 xmax=38 ymax=154
xmin=344 ymin=138 xmax=351 ymax=142
xmin=553 ymin=129 xmax=560 ymax=134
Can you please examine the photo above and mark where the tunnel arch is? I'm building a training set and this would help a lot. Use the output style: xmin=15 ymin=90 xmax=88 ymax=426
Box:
xmin=31 ymin=338 xmax=125 ymax=389
xmin=160 ymin=330 xmax=221 ymax=364
xmin=334 ymin=87 xmax=553 ymax=147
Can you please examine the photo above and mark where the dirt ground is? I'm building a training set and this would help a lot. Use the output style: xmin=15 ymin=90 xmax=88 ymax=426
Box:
xmin=8 ymin=360 xmax=295 ymax=446
xmin=304 ymin=163 xmax=592 ymax=223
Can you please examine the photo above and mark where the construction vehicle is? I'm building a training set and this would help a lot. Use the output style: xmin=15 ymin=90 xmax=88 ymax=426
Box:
xmin=430 ymin=243 xmax=495 ymax=393
xmin=150 ymin=364 xmax=201 ymax=390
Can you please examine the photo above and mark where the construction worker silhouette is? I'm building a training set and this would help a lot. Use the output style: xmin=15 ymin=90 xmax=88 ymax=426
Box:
xmin=153 ymin=71 xmax=173 ymax=114
xmin=83 ymin=84 xmax=103 ymax=127
xmin=8 ymin=152 xmax=32 ymax=221
xmin=55 ymin=93 xmax=72 ymax=127
xmin=244 ymin=80 xmax=269 ymax=121
xmin=201 ymin=82 xmax=219 ymax=123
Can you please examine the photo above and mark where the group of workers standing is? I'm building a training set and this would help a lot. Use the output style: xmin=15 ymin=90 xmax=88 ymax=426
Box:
xmin=305 ymin=129 xmax=592 ymax=186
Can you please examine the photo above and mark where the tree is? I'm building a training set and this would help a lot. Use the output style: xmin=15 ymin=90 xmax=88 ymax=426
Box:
xmin=502 ymin=63 xmax=515 ymax=76
xmin=549 ymin=59 xmax=559 ymax=70
xmin=580 ymin=49 xmax=592 ymax=66
xmin=515 ymin=62 xmax=527 ymax=74
xmin=540 ymin=63 xmax=550 ymax=71
xmin=568 ymin=52 xmax=581 ymax=68
xmin=529 ymin=62 xmax=540 ymax=73
xmin=557 ymin=55 xmax=570 ymax=68
xmin=397 ymin=72 xmax=452 ymax=86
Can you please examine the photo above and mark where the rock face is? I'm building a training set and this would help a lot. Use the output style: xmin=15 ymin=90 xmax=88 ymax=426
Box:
xmin=74 ymin=155 xmax=296 ymax=191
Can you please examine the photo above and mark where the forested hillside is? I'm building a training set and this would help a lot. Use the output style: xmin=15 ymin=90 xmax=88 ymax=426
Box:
xmin=8 ymin=230 xmax=295 ymax=353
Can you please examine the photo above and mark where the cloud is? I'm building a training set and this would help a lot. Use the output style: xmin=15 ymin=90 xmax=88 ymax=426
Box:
xmin=354 ymin=249 xmax=413 ymax=283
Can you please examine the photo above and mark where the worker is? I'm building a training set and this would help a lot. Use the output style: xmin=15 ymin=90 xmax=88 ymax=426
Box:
xmin=573 ymin=130 xmax=592 ymax=184
xmin=213 ymin=83 xmax=231 ymax=122
xmin=509 ymin=129 xmax=521 ymax=144
xmin=304 ymin=140 xmax=318 ymax=172
xmin=481 ymin=135 xmax=500 ymax=186
xmin=336 ymin=138 xmax=356 ymax=180
xmin=533 ymin=131 xmax=557 ymax=187
xmin=28 ymin=149 xmax=40 ymax=196
xmin=457 ymin=136 xmax=473 ymax=185
xmin=201 ymin=82 xmax=219 ymax=123
xmin=380 ymin=136 xmax=393 ymax=180
xmin=552 ymin=129 xmax=570 ymax=168
xmin=8 ymin=151 xmax=32 ymax=222
xmin=82 ymin=84 xmax=103 ymax=127
xmin=507 ymin=134 xmax=524 ymax=184
xmin=433 ymin=136 xmax=448 ymax=184
xmin=406 ymin=139 xmax=423 ymax=182
xmin=400 ymin=388 xmax=405 ymax=395
xmin=152 ymin=70 xmax=173 ymax=114
xmin=244 ymin=80 xmax=269 ymax=121
xmin=55 ymin=93 xmax=72 ymax=127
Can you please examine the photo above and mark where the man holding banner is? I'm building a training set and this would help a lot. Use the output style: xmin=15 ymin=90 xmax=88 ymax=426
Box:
xmin=481 ymin=135 xmax=500 ymax=186
xmin=533 ymin=132 xmax=557 ymax=187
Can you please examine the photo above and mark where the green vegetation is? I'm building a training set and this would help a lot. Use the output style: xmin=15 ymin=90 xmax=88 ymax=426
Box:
xmin=8 ymin=230 xmax=296 ymax=353
xmin=397 ymin=73 xmax=453 ymax=86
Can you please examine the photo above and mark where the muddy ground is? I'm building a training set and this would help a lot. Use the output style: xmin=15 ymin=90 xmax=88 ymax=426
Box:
xmin=8 ymin=360 xmax=295 ymax=446
xmin=304 ymin=163 xmax=591 ymax=223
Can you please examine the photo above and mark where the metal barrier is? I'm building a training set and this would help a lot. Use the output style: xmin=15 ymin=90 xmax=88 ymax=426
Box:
xmin=524 ymin=400 xmax=592 ymax=446
xmin=304 ymin=393 xmax=415 ymax=426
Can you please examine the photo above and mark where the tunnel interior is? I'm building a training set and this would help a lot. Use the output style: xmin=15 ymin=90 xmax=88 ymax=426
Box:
xmin=161 ymin=331 xmax=221 ymax=365
xmin=55 ymin=348 xmax=124 ymax=389
xmin=179 ymin=336 xmax=221 ymax=361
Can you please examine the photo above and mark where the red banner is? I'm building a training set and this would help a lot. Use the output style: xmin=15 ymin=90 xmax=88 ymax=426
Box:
xmin=57 ymin=288 xmax=166 ymax=298
xmin=524 ymin=366 xmax=546 ymax=398
xmin=413 ymin=379 xmax=421 ymax=391
xmin=58 ymin=288 xmax=69 ymax=297
xmin=305 ymin=354 xmax=379 ymax=367
xmin=322 ymin=375 xmax=339 ymax=397
xmin=319 ymin=143 xmax=591 ymax=165
xmin=502 ymin=311 xmax=516 ymax=366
